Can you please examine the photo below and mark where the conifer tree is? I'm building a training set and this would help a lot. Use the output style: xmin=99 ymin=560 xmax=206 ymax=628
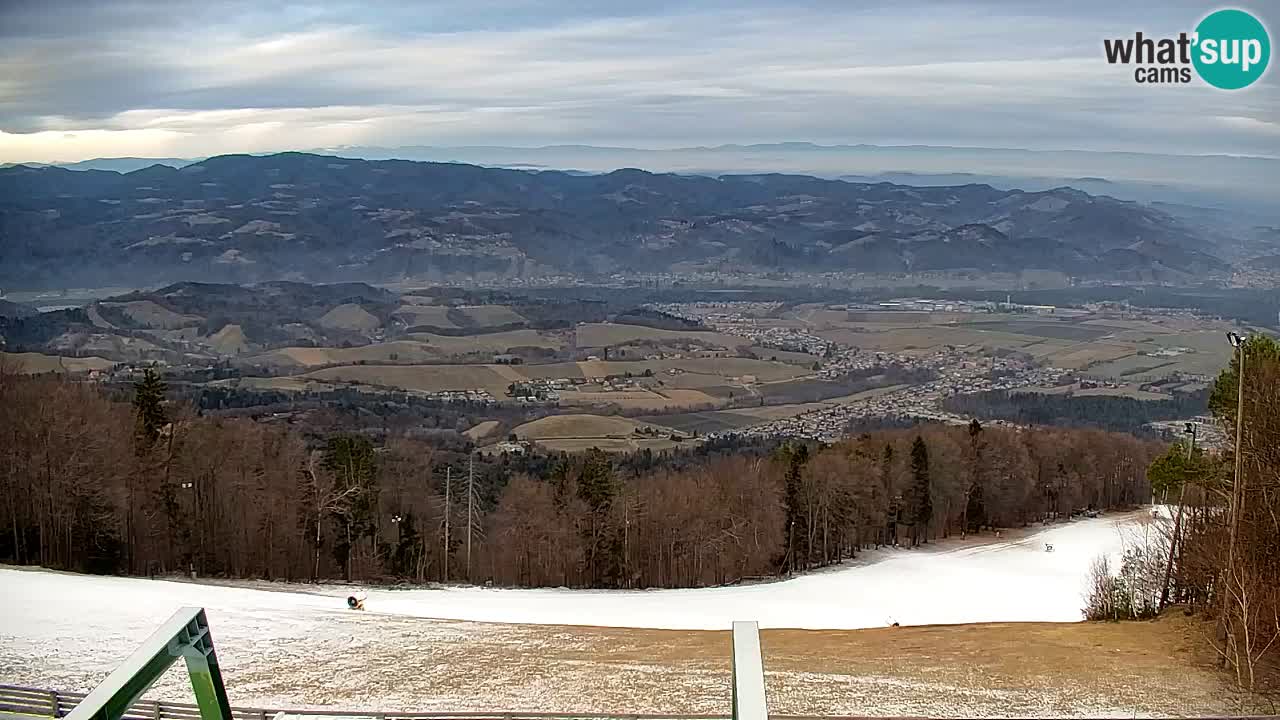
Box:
xmin=132 ymin=366 xmax=168 ymax=449
xmin=908 ymin=436 xmax=932 ymax=545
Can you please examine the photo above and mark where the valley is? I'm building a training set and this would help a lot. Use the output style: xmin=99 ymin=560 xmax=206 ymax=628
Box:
xmin=1 ymin=278 xmax=1242 ymax=450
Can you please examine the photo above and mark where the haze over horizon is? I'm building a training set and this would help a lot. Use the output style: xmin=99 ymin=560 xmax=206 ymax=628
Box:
xmin=2 ymin=0 xmax=1277 ymax=165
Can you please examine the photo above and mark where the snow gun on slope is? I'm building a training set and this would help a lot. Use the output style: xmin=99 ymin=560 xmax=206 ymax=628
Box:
xmin=347 ymin=592 xmax=366 ymax=610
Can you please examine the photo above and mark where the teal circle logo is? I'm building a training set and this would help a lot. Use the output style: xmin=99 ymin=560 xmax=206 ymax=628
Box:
xmin=1192 ymin=9 xmax=1270 ymax=89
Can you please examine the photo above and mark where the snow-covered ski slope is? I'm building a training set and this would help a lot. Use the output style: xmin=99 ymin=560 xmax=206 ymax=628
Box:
xmin=0 ymin=513 xmax=1147 ymax=634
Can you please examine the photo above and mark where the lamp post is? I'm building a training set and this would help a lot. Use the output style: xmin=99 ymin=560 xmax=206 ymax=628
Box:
xmin=1225 ymin=332 xmax=1247 ymax=578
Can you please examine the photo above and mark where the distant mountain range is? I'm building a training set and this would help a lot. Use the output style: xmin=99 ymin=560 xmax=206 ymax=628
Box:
xmin=1 ymin=157 xmax=196 ymax=173
xmin=11 ymin=142 xmax=1278 ymax=214
xmin=0 ymin=151 xmax=1250 ymax=289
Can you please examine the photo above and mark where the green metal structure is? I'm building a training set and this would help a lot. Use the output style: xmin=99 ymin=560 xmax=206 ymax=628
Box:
xmin=60 ymin=607 xmax=767 ymax=720
xmin=65 ymin=607 xmax=232 ymax=720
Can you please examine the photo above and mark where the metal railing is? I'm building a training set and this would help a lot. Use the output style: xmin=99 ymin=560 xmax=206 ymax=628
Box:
xmin=7 ymin=683 xmax=1280 ymax=720
xmin=0 ymin=685 xmax=724 ymax=720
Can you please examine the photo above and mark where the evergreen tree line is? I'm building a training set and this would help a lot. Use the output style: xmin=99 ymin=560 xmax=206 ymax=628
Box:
xmin=0 ymin=359 xmax=1156 ymax=588
xmin=1148 ymin=334 xmax=1280 ymax=691
xmin=942 ymin=388 xmax=1209 ymax=434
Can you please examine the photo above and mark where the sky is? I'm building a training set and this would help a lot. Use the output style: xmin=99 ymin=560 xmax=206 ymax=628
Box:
xmin=0 ymin=0 xmax=1277 ymax=163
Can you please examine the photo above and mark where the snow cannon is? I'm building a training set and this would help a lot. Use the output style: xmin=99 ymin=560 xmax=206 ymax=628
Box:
xmin=347 ymin=592 xmax=367 ymax=610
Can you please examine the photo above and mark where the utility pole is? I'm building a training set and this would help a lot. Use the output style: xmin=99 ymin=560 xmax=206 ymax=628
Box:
xmin=1160 ymin=422 xmax=1195 ymax=609
xmin=467 ymin=452 xmax=474 ymax=583
xmin=443 ymin=466 xmax=451 ymax=583
xmin=623 ymin=490 xmax=630 ymax=589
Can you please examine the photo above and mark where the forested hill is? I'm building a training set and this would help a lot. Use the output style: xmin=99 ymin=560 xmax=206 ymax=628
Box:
xmin=1 ymin=367 xmax=1156 ymax=588
xmin=0 ymin=152 xmax=1227 ymax=288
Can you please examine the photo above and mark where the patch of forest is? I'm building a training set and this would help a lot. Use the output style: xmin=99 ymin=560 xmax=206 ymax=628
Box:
xmin=1 ymin=360 xmax=1157 ymax=588
xmin=942 ymin=388 xmax=1209 ymax=433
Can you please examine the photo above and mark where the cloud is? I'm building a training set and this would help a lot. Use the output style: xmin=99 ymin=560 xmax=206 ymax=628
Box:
xmin=0 ymin=0 xmax=1276 ymax=162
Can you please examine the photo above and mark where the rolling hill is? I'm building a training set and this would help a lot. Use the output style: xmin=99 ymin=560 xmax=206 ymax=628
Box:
xmin=0 ymin=152 xmax=1231 ymax=288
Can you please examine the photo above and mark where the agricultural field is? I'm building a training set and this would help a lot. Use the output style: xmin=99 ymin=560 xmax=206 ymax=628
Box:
xmin=245 ymin=331 xmax=567 ymax=370
xmin=316 ymin=303 xmax=381 ymax=331
xmin=805 ymin=309 xmax=1237 ymax=383
xmin=391 ymin=304 xmax=528 ymax=329
xmin=246 ymin=341 xmax=440 ymax=369
xmin=99 ymin=300 xmax=201 ymax=329
xmin=557 ymin=387 xmax=721 ymax=412
xmin=963 ymin=320 xmax=1113 ymax=341
xmin=456 ymin=305 xmax=526 ymax=326
xmin=1 ymin=351 xmax=115 ymax=374
xmin=391 ymin=304 xmax=458 ymax=328
xmin=508 ymin=413 xmax=692 ymax=453
xmin=207 ymin=324 xmax=251 ymax=355
xmin=817 ymin=325 xmax=1046 ymax=354
xmin=301 ymin=364 xmax=514 ymax=397
xmin=640 ymin=410 xmax=759 ymax=434
xmin=575 ymin=322 xmax=746 ymax=349
xmin=463 ymin=420 xmax=501 ymax=441
xmin=512 ymin=413 xmax=668 ymax=439
xmin=404 ymin=329 xmax=564 ymax=355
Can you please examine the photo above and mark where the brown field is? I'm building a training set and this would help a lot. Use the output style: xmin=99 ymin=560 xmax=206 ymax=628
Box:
xmin=317 ymin=303 xmax=381 ymax=331
xmin=2 ymin=351 xmax=115 ymax=374
xmin=391 ymin=304 xmax=457 ymax=328
xmin=818 ymin=326 xmax=1039 ymax=352
xmin=208 ymin=324 xmax=251 ymax=355
xmin=457 ymin=305 xmax=526 ymax=326
xmin=463 ymin=420 xmax=500 ymax=441
xmin=575 ymin=322 xmax=747 ymax=349
xmin=301 ymin=364 xmax=512 ymax=396
xmin=405 ymin=329 xmax=564 ymax=355
xmin=1043 ymin=342 xmax=1140 ymax=369
xmin=810 ymin=311 xmax=1239 ymax=385
xmin=513 ymin=358 xmax=810 ymax=384
xmin=558 ymin=387 xmax=721 ymax=411
xmin=512 ymin=413 xmax=666 ymax=439
xmin=247 ymin=331 xmax=565 ymax=369
xmin=205 ymin=376 xmax=332 ymax=392
xmin=509 ymin=413 xmax=694 ymax=452
xmin=248 ymin=341 xmax=439 ymax=368
xmin=100 ymin=300 xmax=201 ymax=329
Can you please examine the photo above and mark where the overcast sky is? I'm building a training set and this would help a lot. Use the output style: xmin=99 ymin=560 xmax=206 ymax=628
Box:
xmin=0 ymin=0 xmax=1276 ymax=163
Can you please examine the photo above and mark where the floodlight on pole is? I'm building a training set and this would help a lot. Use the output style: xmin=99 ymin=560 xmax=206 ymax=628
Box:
xmin=1225 ymin=331 xmax=1247 ymax=590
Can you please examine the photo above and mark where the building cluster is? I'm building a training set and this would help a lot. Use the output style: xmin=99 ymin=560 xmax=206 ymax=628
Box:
xmin=507 ymin=379 xmax=568 ymax=403
xmin=718 ymin=348 xmax=1064 ymax=443
xmin=1146 ymin=417 xmax=1229 ymax=452
xmin=507 ymin=372 xmax=656 ymax=403
xmin=646 ymin=301 xmax=828 ymax=355
xmin=414 ymin=389 xmax=497 ymax=404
